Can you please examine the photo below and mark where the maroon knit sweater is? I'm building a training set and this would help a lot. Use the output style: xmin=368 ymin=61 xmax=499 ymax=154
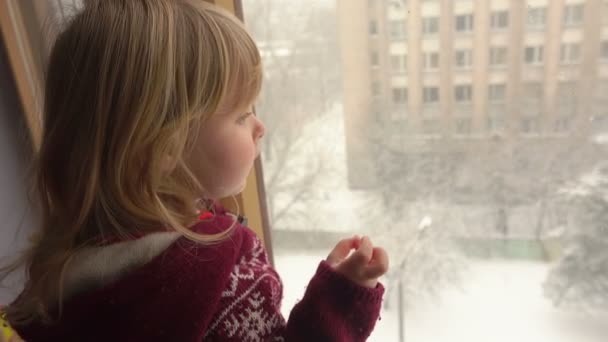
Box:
xmin=13 ymin=207 xmax=384 ymax=341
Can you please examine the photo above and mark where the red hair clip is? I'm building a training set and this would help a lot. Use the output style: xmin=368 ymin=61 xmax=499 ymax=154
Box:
xmin=198 ymin=211 xmax=214 ymax=220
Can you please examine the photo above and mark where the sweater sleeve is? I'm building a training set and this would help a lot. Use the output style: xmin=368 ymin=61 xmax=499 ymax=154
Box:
xmin=284 ymin=260 xmax=385 ymax=342
xmin=204 ymin=227 xmax=384 ymax=342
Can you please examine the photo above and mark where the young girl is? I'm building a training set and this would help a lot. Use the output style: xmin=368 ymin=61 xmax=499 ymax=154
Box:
xmin=0 ymin=0 xmax=389 ymax=341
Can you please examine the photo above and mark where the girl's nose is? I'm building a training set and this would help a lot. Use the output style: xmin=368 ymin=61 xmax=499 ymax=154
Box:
xmin=254 ymin=115 xmax=265 ymax=140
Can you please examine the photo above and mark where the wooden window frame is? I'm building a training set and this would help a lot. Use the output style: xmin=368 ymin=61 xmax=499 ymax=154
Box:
xmin=1 ymin=0 xmax=274 ymax=264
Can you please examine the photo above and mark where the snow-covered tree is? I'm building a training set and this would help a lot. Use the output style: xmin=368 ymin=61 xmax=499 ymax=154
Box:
xmin=243 ymin=0 xmax=342 ymax=230
xmin=544 ymin=163 xmax=608 ymax=312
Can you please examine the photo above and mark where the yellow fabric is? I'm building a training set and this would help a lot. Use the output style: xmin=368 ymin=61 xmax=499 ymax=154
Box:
xmin=0 ymin=310 xmax=16 ymax=340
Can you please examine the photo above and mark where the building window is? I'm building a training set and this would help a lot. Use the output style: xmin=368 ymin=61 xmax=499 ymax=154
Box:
xmin=392 ymin=87 xmax=408 ymax=104
xmin=490 ymin=11 xmax=509 ymax=30
xmin=455 ymin=118 xmax=472 ymax=135
xmin=372 ymin=81 xmax=381 ymax=97
xmin=524 ymin=45 xmax=544 ymax=64
xmin=454 ymin=49 xmax=472 ymax=68
xmin=388 ymin=0 xmax=405 ymax=10
xmin=423 ymin=52 xmax=439 ymax=70
xmin=422 ymin=17 xmax=439 ymax=35
xmin=522 ymin=82 xmax=543 ymax=116
xmin=564 ymin=4 xmax=584 ymax=26
xmin=390 ymin=20 xmax=407 ymax=40
xmin=560 ymin=43 xmax=580 ymax=64
xmin=487 ymin=116 xmax=505 ymax=133
xmin=371 ymin=51 xmax=379 ymax=67
xmin=557 ymin=81 xmax=577 ymax=117
xmin=488 ymin=83 xmax=506 ymax=102
xmin=391 ymin=54 xmax=407 ymax=72
xmin=554 ymin=117 xmax=571 ymax=133
xmin=423 ymin=86 xmax=440 ymax=103
xmin=369 ymin=20 xmax=378 ymax=35
xmin=521 ymin=117 xmax=540 ymax=134
xmin=455 ymin=14 xmax=474 ymax=32
xmin=490 ymin=47 xmax=508 ymax=66
xmin=454 ymin=84 xmax=473 ymax=103
xmin=601 ymin=41 xmax=608 ymax=61
xmin=527 ymin=7 xmax=546 ymax=29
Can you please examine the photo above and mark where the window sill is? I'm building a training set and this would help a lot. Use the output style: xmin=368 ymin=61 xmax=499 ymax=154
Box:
xmin=526 ymin=26 xmax=546 ymax=31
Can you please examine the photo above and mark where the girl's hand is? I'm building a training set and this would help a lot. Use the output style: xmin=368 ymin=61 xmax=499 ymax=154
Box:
xmin=326 ymin=236 xmax=389 ymax=288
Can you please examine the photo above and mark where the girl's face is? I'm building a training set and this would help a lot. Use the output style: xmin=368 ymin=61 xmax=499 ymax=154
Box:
xmin=186 ymin=98 xmax=265 ymax=200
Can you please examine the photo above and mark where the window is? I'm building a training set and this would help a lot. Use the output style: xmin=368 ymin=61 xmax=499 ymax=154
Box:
xmin=488 ymin=83 xmax=506 ymax=102
xmin=388 ymin=0 xmax=405 ymax=10
xmin=422 ymin=17 xmax=439 ymax=35
xmin=521 ymin=117 xmax=540 ymax=134
xmin=560 ymin=43 xmax=580 ymax=63
xmin=423 ymin=52 xmax=439 ymax=70
xmin=524 ymin=45 xmax=544 ymax=64
xmin=454 ymin=49 xmax=472 ymax=68
xmin=523 ymin=82 xmax=543 ymax=116
xmin=455 ymin=14 xmax=474 ymax=32
xmin=423 ymin=86 xmax=440 ymax=103
xmin=455 ymin=118 xmax=472 ymax=135
xmin=242 ymin=1 xmax=608 ymax=340
xmin=555 ymin=117 xmax=571 ymax=133
xmin=490 ymin=11 xmax=509 ymax=30
xmin=564 ymin=4 xmax=584 ymax=26
xmin=390 ymin=20 xmax=407 ymax=40
xmin=557 ymin=81 xmax=578 ymax=117
xmin=369 ymin=20 xmax=378 ymax=35
xmin=601 ymin=41 xmax=608 ymax=61
xmin=489 ymin=46 xmax=508 ymax=66
xmin=527 ymin=7 xmax=546 ymax=29
xmin=454 ymin=84 xmax=473 ymax=103
xmin=370 ymin=51 xmax=379 ymax=67
xmin=392 ymin=87 xmax=408 ymax=103
xmin=371 ymin=81 xmax=381 ymax=96
xmin=487 ymin=116 xmax=505 ymax=133
xmin=391 ymin=54 xmax=407 ymax=72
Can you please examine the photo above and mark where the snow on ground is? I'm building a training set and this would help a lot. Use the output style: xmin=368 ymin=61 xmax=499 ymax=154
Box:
xmin=274 ymin=252 xmax=608 ymax=342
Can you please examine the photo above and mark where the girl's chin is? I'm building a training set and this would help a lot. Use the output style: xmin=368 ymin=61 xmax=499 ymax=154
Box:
xmin=218 ymin=181 xmax=248 ymax=198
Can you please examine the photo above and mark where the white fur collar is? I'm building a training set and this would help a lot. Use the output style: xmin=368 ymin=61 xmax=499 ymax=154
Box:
xmin=62 ymin=232 xmax=181 ymax=300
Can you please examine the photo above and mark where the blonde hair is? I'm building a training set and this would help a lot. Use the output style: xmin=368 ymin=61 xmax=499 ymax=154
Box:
xmin=2 ymin=0 xmax=262 ymax=324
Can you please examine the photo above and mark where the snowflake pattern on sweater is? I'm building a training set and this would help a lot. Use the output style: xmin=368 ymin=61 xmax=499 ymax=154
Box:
xmin=205 ymin=235 xmax=286 ymax=341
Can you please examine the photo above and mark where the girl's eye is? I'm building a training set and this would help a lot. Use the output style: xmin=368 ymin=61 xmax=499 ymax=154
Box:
xmin=237 ymin=112 xmax=253 ymax=124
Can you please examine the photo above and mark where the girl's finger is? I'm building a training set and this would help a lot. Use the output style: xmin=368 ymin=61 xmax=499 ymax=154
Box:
xmin=326 ymin=236 xmax=359 ymax=266
xmin=343 ymin=236 xmax=373 ymax=270
xmin=363 ymin=247 xmax=389 ymax=279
